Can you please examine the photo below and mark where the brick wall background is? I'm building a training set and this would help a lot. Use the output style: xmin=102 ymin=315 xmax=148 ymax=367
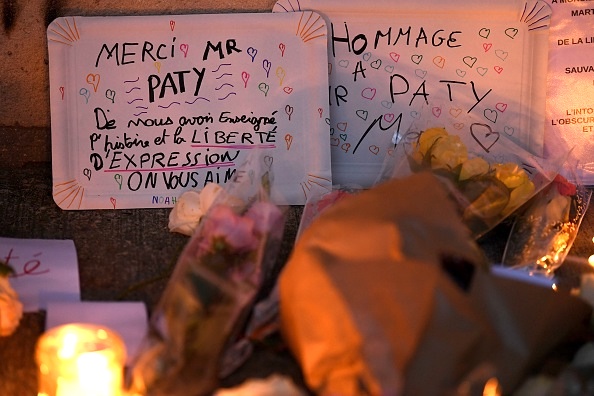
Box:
xmin=0 ymin=0 xmax=277 ymax=128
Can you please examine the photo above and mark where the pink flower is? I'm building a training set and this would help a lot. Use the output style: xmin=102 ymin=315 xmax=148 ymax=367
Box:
xmin=201 ymin=205 xmax=259 ymax=253
xmin=245 ymin=201 xmax=284 ymax=237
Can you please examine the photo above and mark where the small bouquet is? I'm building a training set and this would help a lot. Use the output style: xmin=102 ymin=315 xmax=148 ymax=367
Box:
xmin=380 ymin=120 xmax=566 ymax=239
xmin=501 ymin=163 xmax=592 ymax=275
xmin=129 ymin=155 xmax=285 ymax=396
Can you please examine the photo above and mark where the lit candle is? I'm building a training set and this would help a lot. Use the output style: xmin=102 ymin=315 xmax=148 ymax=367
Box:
xmin=35 ymin=323 xmax=126 ymax=396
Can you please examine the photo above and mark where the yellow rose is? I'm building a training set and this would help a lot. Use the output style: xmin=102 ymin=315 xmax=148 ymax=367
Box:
xmin=501 ymin=178 xmax=536 ymax=216
xmin=459 ymin=157 xmax=490 ymax=181
xmin=430 ymin=134 xmax=468 ymax=170
xmin=492 ymin=163 xmax=531 ymax=189
xmin=410 ymin=127 xmax=448 ymax=166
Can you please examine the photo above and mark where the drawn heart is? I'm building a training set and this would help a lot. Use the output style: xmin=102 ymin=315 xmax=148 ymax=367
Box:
xmin=389 ymin=52 xmax=400 ymax=62
xmin=356 ymin=109 xmax=368 ymax=120
xmin=504 ymin=126 xmax=515 ymax=136
xmin=432 ymin=56 xmax=445 ymax=69
xmin=384 ymin=65 xmax=394 ymax=73
xmin=478 ymin=28 xmax=490 ymax=39
xmin=495 ymin=102 xmax=508 ymax=112
xmin=494 ymin=65 xmax=503 ymax=74
xmin=463 ymin=56 xmax=477 ymax=68
xmin=470 ymin=123 xmax=500 ymax=153
xmin=456 ymin=69 xmax=467 ymax=77
xmin=381 ymin=100 xmax=393 ymax=109
xmin=454 ymin=123 xmax=465 ymax=130
xmin=339 ymin=133 xmax=347 ymax=141
xmin=341 ymin=142 xmax=351 ymax=153
xmin=169 ymin=20 xmax=175 ymax=31
xmin=384 ymin=113 xmax=395 ymax=122
xmin=370 ymin=59 xmax=382 ymax=69
xmin=410 ymin=111 xmax=420 ymax=119
xmin=330 ymin=137 xmax=340 ymax=146
xmin=110 ymin=197 xmax=117 ymax=209
xmin=369 ymin=145 xmax=380 ymax=155
xmin=432 ymin=106 xmax=442 ymax=118
xmin=449 ymin=108 xmax=462 ymax=118
xmin=495 ymin=49 xmax=509 ymax=61
xmin=362 ymin=52 xmax=372 ymax=61
xmin=246 ymin=47 xmax=258 ymax=61
xmin=411 ymin=54 xmax=423 ymax=65
xmin=264 ymin=155 xmax=274 ymax=168
xmin=361 ymin=87 xmax=376 ymax=100
xmin=325 ymin=118 xmax=331 ymax=125
xmin=337 ymin=122 xmax=348 ymax=132
xmin=283 ymin=86 xmax=293 ymax=94
xmin=415 ymin=69 xmax=427 ymax=79
xmin=476 ymin=67 xmax=488 ymax=76
xmin=505 ymin=27 xmax=519 ymax=39
xmin=330 ymin=127 xmax=335 ymax=135
xmin=483 ymin=43 xmax=492 ymax=52
xmin=484 ymin=108 xmax=498 ymax=123
xmin=338 ymin=59 xmax=349 ymax=68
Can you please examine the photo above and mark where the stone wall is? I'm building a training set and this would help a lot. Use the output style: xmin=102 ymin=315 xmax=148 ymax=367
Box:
xmin=0 ymin=0 xmax=276 ymax=128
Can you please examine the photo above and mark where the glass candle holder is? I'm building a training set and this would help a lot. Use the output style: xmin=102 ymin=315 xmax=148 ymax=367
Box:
xmin=35 ymin=323 xmax=127 ymax=396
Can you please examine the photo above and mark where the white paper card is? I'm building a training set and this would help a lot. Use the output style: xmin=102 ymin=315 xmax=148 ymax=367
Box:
xmin=48 ymin=12 xmax=332 ymax=209
xmin=0 ymin=237 xmax=80 ymax=312
xmin=274 ymin=0 xmax=551 ymax=187
xmin=45 ymin=301 xmax=148 ymax=365
xmin=544 ymin=0 xmax=594 ymax=185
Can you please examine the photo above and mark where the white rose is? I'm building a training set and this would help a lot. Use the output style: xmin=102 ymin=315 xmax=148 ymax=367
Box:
xmin=168 ymin=183 xmax=225 ymax=236
xmin=0 ymin=277 xmax=23 ymax=337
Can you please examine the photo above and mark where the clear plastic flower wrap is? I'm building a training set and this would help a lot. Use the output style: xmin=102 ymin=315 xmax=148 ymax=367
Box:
xmin=377 ymin=110 xmax=568 ymax=239
xmin=128 ymin=154 xmax=286 ymax=396
xmin=501 ymin=155 xmax=592 ymax=276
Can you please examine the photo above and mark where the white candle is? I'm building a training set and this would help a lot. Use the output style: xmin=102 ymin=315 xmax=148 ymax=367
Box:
xmin=36 ymin=323 xmax=126 ymax=396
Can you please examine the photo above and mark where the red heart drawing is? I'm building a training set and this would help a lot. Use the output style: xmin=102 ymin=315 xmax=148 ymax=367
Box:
xmin=369 ymin=145 xmax=380 ymax=155
xmin=283 ymin=87 xmax=293 ymax=94
xmin=389 ymin=52 xmax=400 ymax=62
xmin=470 ymin=123 xmax=500 ymax=153
xmin=341 ymin=142 xmax=351 ymax=153
xmin=483 ymin=43 xmax=492 ymax=52
xmin=432 ymin=106 xmax=442 ymax=118
xmin=432 ymin=56 xmax=445 ymax=69
xmin=361 ymin=87 xmax=376 ymax=100
xmin=494 ymin=66 xmax=503 ymax=74
xmin=337 ymin=122 xmax=348 ymax=132
xmin=495 ymin=102 xmax=508 ymax=112
xmin=384 ymin=113 xmax=395 ymax=122
xmin=110 ymin=197 xmax=117 ymax=209
xmin=330 ymin=137 xmax=340 ymax=146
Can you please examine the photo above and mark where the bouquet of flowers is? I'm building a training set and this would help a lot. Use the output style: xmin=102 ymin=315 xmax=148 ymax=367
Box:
xmin=128 ymin=155 xmax=285 ymax=396
xmin=0 ymin=261 xmax=23 ymax=337
xmin=379 ymin=120 xmax=567 ymax=239
xmin=501 ymin=162 xmax=592 ymax=275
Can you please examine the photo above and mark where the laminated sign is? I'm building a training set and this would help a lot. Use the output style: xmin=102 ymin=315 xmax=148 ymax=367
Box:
xmin=48 ymin=12 xmax=331 ymax=209
xmin=274 ymin=0 xmax=552 ymax=187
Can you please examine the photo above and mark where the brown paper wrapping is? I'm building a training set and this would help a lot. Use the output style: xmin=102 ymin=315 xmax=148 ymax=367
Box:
xmin=279 ymin=172 xmax=591 ymax=395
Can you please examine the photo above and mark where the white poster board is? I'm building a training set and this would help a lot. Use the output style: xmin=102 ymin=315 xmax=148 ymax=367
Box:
xmin=544 ymin=0 xmax=594 ymax=186
xmin=48 ymin=12 xmax=331 ymax=209
xmin=274 ymin=0 xmax=551 ymax=187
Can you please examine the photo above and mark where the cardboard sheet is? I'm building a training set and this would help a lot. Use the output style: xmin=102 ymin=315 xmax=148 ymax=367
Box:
xmin=47 ymin=12 xmax=331 ymax=209
xmin=274 ymin=0 xmax=552 ymax=187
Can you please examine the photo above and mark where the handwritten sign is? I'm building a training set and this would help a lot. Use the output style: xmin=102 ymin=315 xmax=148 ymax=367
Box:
xmin=48 ymin=12 xmax=331 ymax=209
xmin=274 ymin=0 xmax=551 ymax=187
xmin=544 ymin=0 xmax=594 ymax=185
xmin=0 ymin=237 xmax=80 ymax=312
